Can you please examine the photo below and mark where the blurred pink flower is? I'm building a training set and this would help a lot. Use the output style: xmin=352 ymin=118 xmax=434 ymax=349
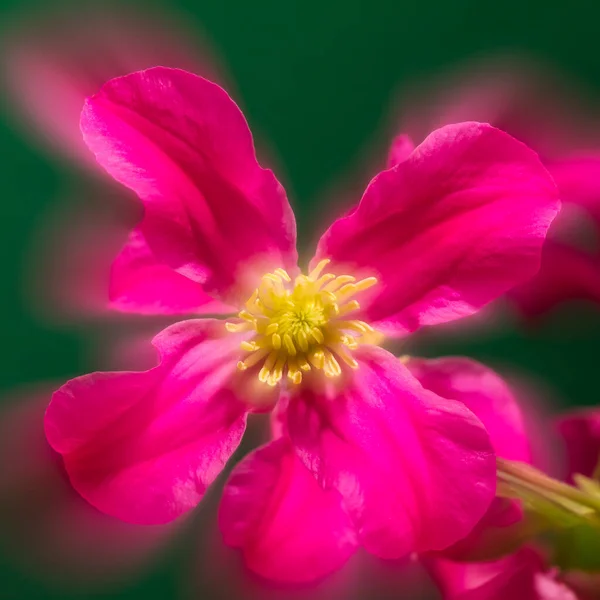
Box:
xmin=430 ymin=547 xmax=579 ymax=600
xmin=427 ymin=407 xmax=600 ymax=599
xmin=45 ymin=66 xmax=559 ymax=582
xmin=0 ymin=386 xmax=177 ymax=588
xmin=557 ymin=408 xmax=600 ymax=483
xmin=1 ymin=4 xmax=224 ymax=168
xmin=393 ymin=57 xmax=600 ymax=318
xmin=2 ymin=4 xmax=229 ymax=323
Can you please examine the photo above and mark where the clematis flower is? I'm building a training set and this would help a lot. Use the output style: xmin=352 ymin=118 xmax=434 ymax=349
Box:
xmin=428 ymin=408 xmax=600 ymax=600
xmin=392 ymin=57 xmax=600 ymax=318
xmin=45 ymin=67 xmax=560 ymax=582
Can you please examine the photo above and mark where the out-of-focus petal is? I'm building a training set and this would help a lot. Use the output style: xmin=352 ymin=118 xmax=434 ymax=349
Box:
xmin=557 ymin=408 xmax=600 ymax=481
xmin=1 ymin=5 xmax=225 ymax=167
xmin=428 ymin=549 xmax=577 ymax=600
xmin=314 ymin=122 xmax=560 ymax=336
xmin=285 ymin=345 xmax=496 ymax=559
xmin=0 ymin=386 xmax=178 ymax=586
xmin=547 ymin=155 xmax=600 ymax=224
xmin=45 ymin=319 xmax=248 ymax=524
xmin=219 ymin=437 xmax=357 ymax=583
xmin=110 ymin=228 xmax=234 ymax=314
xmin=508 ymin=241 xmax=600 ymax=318
xmin=81 ymin=67 xmax=297 ymax=303
xmin=386 ymin=133 xmax=415 ymax=168
xmin=393 ymin=56 xmax=600 ymax=162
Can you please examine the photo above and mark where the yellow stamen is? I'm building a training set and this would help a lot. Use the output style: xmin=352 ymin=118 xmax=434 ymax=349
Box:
xmin=308 ymin=258 xmax=331 ymax=280
xmin=274 ymin=268 xmax=292 ymax=282
xmin=272 ymin=333 xmax=282 ymax=350
xmin=228 ymin=262 xmax=380 ymax=386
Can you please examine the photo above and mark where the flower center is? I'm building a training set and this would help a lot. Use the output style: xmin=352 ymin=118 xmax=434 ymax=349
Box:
xmin=225 ymin=259 xmax=378 ymax=386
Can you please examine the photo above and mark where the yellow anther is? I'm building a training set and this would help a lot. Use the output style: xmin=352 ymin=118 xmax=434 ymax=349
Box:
xmin=267 ymin=355 xmax=286 ymax=387
xmin=239 ymin=310 xmax=256 ymax=322
xmin=308 ymin=349 xmax=325 ymax=369
xmin=297 ymin=356 xmax=311 ymax=371
xmin=297 ymin=329 xmax=309 ymax=352
xmin=341 ymin=354 xmax=359 ymax=369
xmin=353 ymin=277 xmax=378 ymax=292
xmin=225 ymin=321 xmax=252 ymax=333
xmin=323 ymin=350 xmax=342 ymax=377
xmin=287 ymin=357 xmax=303 ymax=384
xmin=310 ymin=327 xmax=325 ymax=344
xmin=337 ymin=320 xmax=374 ymax=334
xmin=229 ymin=262 xmax=380 ymax=386
xmin=314 ymin=273 xmax=336 ymax=288
xmin=274 ymin=268 xmax=292 ymax=282
xmin=265 ymin=322 xmax=279 ymax=336
xmin=342 ymin=334 xmax=358 ymax=350
xmin=283 ymin=333 xmax=297 ymax=356
xmin=324 ymin=275 xmax=355 ymax=292
xmin=242 ymin=347 xmax=270 ymax=369
xmin=289 ymin=370 xmax=303 ymax=384
xmin=308 ymin=258 xmax=331 ymax=280
xmin=245 ymin=289 xmax=259 ymax=310
xmin=328 ymin=302 xmax=340 ymax=317
xmin=338 ymin=300 xmax=360 ymax=316
xmin=240 ymin=340 xmax=258 ymax=352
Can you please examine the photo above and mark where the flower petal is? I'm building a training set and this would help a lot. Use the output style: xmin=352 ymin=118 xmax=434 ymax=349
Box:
xmin=45 ymin=319 xmax=248 ymax=524
xmin=546 ymin=154 xmax=600 ymax=223
xmin=285 ymin=345 xmax=496 ymax=559
xmin=110 ymin=228 xmax=234 ymax=314
xmin=557 ymin=408 xmax=600 ymax=481
xmin=386 ymin=133 xmax=415 ymax=168
xmin=406 ymin=356 xmax=531 ymax=560
xmin=508 ymin=240 xmax=600 ymax=318
xmin=406 ymin=357 xmax=530 ymax=462
xmin=219 ymin=437 xmax=357 ymax=583
xmin=427 ymin=548 xmax=574 ymax=600
xmin=314 ymin=122 xmax=560 ymax=335
xmin=81 ymin=67 xmax=297 ymax=303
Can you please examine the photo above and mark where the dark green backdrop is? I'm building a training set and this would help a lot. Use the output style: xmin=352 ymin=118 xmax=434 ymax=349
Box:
xmin=1 ymin=0 xmax=599 ymax=598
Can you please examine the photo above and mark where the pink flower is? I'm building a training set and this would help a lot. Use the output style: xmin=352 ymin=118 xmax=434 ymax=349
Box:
xmin=428 ymin=407 xmax=600 ymax=599
xmin=557 ymin=408 xmax=600 ymax=483
xmin=45 ymin=67 xmax=559 ymax=583
xmin=429 ymin=548 xmax=581 ymax=600
xmin=392 ymin=57 xmax=600 ymax=318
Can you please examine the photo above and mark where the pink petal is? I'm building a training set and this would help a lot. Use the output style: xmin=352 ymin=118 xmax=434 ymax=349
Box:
xmin=557 ymin=408 xmax=600 ymax=481
xmin=45 ymin=319 xmax=248 ymax=524
xmin=0 ymin=386 xmax=178 ymax=585
xmin=110 ymin=228 xmax=234 ymax=314
xmin=406 ymin=357 xmax=530 ymax=462
xmin=314 ymin=122 xmax=560 ymax=336
xmin=2 ymin=6 xmax=225 ymax=168
xmin=285 ymin=345 xmax=496 ymax=559
xmin=549 ymin=154 xmax=600 ymax=223
xmin=219 ymin=437 xmax=357 ymax=583
xmin=386 ymin=133 xmax=415 ymax=168
xmin=406 ymin=357 xmax=530 ymax=560
xmin=508 ymin=241 xmax=600 ymax=318
xmin=393 ymin=57 xmax=599 ymax=162
xmin=428 ymin=549 xmax=577 ymax=600
xmin=81 ymin=67 xmax=297 ymax=303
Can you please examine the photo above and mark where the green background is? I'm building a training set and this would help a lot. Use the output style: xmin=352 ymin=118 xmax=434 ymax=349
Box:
xmin=0 ymin=0 xmax=599 ymax=598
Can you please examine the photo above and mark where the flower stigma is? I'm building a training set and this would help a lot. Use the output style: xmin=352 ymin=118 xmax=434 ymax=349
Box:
xmin=225 ymin=259 xmax=379 ymax=387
